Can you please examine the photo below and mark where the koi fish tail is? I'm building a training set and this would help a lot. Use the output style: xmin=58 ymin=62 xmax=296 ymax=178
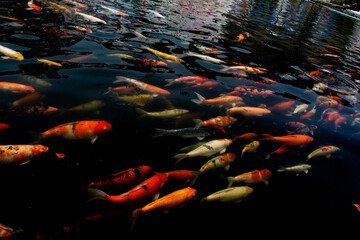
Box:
xmin=104 ymin=87 xmax=112 ymax=95
xmin=114 ymin=76 xmax=130 ymax=84
xmin=152 ymin=128 xmax=167 ymax=138
xmin=174 ymin=153 xmax=188 ymax=165
xmin=259 ymin=134 xmax=274 ymax=141
xmin=28 ymin=131 xmax=43 ymax=144
xmin=191 ymin=92 xmax=205 ymax=104
xmin=164 ymin=79 xmax=175 ymax=87
xmin=227 ymin=177 xmax=235 ymax=188
xmin=87 ymin=188 xmax=108 ymax=203
xmin=276 ymin=167 xmax=285 ymax=172
xmin=131 ymin=208 xmax=143 ymax=232
xmin=199 ymin=197 xmax=208 ymax=207
xmin=193 ymin=119 xmax=203 ymax=128
xmin=135 ymin=108 xmax=148 ymax=118
xmin=189 ymin=171 xmax=200 ymax=186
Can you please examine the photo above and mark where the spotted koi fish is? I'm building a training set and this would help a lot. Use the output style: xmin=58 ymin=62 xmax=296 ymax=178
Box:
xmin=0 ymin=145 xmax=48 ymax=165
xmin=199 ymin=153 xmax=236 ymax=173
xmin=88 ymin=173 xmax=168 ymax=204
xmin=306 ymin=146 xmax=339 ymax=161
xmin=193 ymin=116 xmax=237 ymax=128
xmin=88 ymin=166 xmax=152 ymax=190
xmin=227 ymin=169 xmax=272 ymax=187
xmin=41 ymin=120 xmax=112 ymax=143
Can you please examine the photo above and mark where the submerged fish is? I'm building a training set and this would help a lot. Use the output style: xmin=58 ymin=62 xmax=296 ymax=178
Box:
xmin=200 ymin=186 xmax=253 ymax=205
xmin=174 ymin=139 xmax=232 ymax=164
xmin=75 ymin=11 xmax=107 ymax=24
xmin=0 ymin=82 xmax=35 ymax=93
xmin=37 ymin=58 xmax=62 ymax=67
xmin=192 ymin=92 xmax=243 ymax=107
xmin=145 ymin=47 xmax=184 ymax=63
xmin=241 ymin=140 xmax=260 ymax=158
xmin=136 ymin=108 xmax=189 ymax=118
xmin=306 ymin=146 xmax=339 ymax=161
xmin=115 ymin=94 xmax=153 ymax=106
xmin=193 ymin=116 xmax=237 ymax=128
xmin=277 ymin=164 xmax=311 ymax=175
xmin=0 ymin=145 xmax=48 ymax=165
xmin=67 ymin=100 xmax=105 ymax=113
xmin=187 ymin=52 xmax=225 ymax=64
xmin=226 ymin=106 xmax=271 ymax=117
xmin=114 ymin=76 xmax=170 ymax=96
xmin=260 ymin=134 xmax=313 ymax=146
xmin=227 ymin=170 xmax=272 ymax=187
xmin=199 ymin=153 xmax=236 ymax=173
xmin=153 ymin=127 xmax=214 ymax=140
xmin=0 ymin=44 xmax=24 ymax=60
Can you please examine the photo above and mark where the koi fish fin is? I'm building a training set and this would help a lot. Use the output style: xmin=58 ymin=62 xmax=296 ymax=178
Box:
xmin=197 ymin=136 xmax=205 ymax=140
xmin=90 ymin=136 xmax=98 ymax=144
xmin=174 ymin=153 xmax=187 ymax=165
xmin=131 ymin=208 xmax=142 ymax=232
xmin=224 ymin=165 xmax=230 ymax=171
xmin=199 ymin=197 xmax=207 ymax=207
xmin=114 ymin=76 xmax=130 ymax=84
xmin=191 ymin=92 xmax=205 ymax=104
xmin=193 ymin=119 xmax=203 ymax=128
xmin=276 ymin=167 xmax=285 ymax=172
xmin=152 ymin=128 xmax=166 ymax=138
xmin=227 ymin=177 xmax=234 ymax=188
xmin=135 ymin=108 xmax=148 ymax=118
xmin=326 ymin=154 xmax=331 ymax=158
xmin=152 ymin=192 xmax=160 ymax=201
xmin=304 ymin=170 xmax=309 ymax=174
xmin=259 ymin=134 xmax=274 ymax=141
xmin=86 ymin=188 xmax=108 ymax=203
xmin=19 ymin=160 xmax=32 ymax=165
xmin=164 ymin=79 xmax=175 ymax=87
xmin=219 ymin=148 xmax=226 ymax=154
xmin=189 ymin=171 xmax=200 ymax=186
xmin=264 ymin=180 xmax=269 ymax=185
xmin=28 ymin=131 xmax=43 ymax=144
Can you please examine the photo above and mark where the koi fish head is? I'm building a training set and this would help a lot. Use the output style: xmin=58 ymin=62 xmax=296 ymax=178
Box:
xmin=224 ymin=139 xmax=233 ymax=146
xmin=94 ymin=121 xmax=112 ymax=135
xmin=186 ymin=187 xmax=197 ymax=199
xmin=261 ymin=169 xmax=272 ymax=178
xmin=13 ymin=52 xmax=24 ymax=61
xmin=32 ymin=145 xmax=49 ymax=156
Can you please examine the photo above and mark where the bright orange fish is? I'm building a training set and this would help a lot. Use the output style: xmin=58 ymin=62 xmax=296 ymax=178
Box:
xmin=165 ymin=170 xmax=199 ymax=183
xmin=41 ymin=120 xmax=112 ymax=143
xmin=192 ymin=92 xmax=243 ymax=107
xmin=194 ymin=116 xmax=237 ymax=128
xmin=226 ymin=106 xmax=271 ymax=117
xmin=0 ymin=145 xmax=48 ymax=164
xmin=88 ymin=166 xmax=152 ymax=190
xmin=260 ymin=134 xmax=313 ymax=146
xmin=0 ymin=82 xmax=35 ymax=93
xmin=88 ymin=173 xmax=168 ymax=204
xmin=269 ymin=101 xmax=295 ymax=112
xmin=0 ymin=123 xmax=9 ymax=131
xmin=236 ymin=132 xmax=259 ymax=140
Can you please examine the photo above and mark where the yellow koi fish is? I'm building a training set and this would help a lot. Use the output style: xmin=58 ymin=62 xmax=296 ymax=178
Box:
xmin=37 ymin=58 xmax=62 ymax=67
xmin=241 ymin=140 xmax=260 ymax=158
xmin=0 ymin=45 xmax=24 ymax=60
xmin=145 ymin=47 xmax=184 ymax=63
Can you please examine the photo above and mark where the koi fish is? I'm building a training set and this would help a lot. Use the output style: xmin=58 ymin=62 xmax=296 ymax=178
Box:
xmin=67 ymin=100 xmax=105 ymax=113
xmin=0 ymin=82 xmax=35 ymax=93
xmin=0 ymin=223 xmax=21 ymax=238
xmin=192 ymin=92 xmax=243 ymax=107
xmin=136 ymin=108 xmax=189 ymax=118
xmin=227 ymin=170 xmax=272 ymax=187
xmin=200 ymin=186 xmax=253 ymax=205
xmin=70 ymin=25 xmax=92 ymax=33
xmin=153 ymin=127 xmax=214 ymax=140
xmin=289 ymin=103 xmax=308 ymax=115
xmin=0 ymin=145 xmax=48 ymax=164
xmin=87 ymin=173 xmax=168 ymax=204
xmin=147 ymin=10 xmax=165 ymax=18
xmin=306 ymin=146 xmax=339 ymax=161
xmin=320 ymin=109 xmax=346 ymax=129
xmin=187 ymin=52 xmax=225 ymax=64
xmin=174 ymin=139 xmax=232 ymax=164
xmin=115 ymin=94 xmax=154 ymax=107
xmin=27 ymin=0 xmax=42 ymax=11
xmin=88 ymin=166 xmax=152 ymax=190
xmin=241 ymin=141 xmax=260 ymax=158
xmin=260 ymin=134 xmax=313 ymax=146
xmin=269 ymin=100 xmax=296 ymax=112
xmin=0 ymin=123 xmax=9 ymax=131
xmin=165 ymin=170 xmax=199 ymax=183
xmin=40 ymin=120 xmax=112 ymax=143
xmin=353 ymin=204 xmax=360 ymax=213
xmin=188 ymin=80 xmax=219 ymax=89
xmin=114 ymin=76 xmax=171 ymax=96
xmin=106 ymin=85 xmax=137 ymax=95
xmin=37 ymin=58 xmax=62 ymax=67
xmin=145 ymin=47 xmax=184 ymax=63
xmin=100 ymin=5 xmax=129 ymax=16
xmin=225 ymin=66 xmax=267 ymax=74
xmin=133 ymin=59 xmax=168 ymax=67
xmin=132 ymin=187 xmax=196 ymax=229
xmin=276 ymin=164 xmax=311 ymax=175
xmin=0 ymin=44 xmax=24 ymax=60
xmin=23 ymin=75 xmax=51 ymax=87
xmin=0 ymin=106 xmax=58 ymax=116
xmin=165 ymin=76 xmax=209 ymax=86
xmin=75 ymin=12 xmax=107 ymax=24
xmin=11 ymin=92 xmax=44 ymax=108
xmin=285 ymin=121 xmax=317 ymax=135
xmin=108 ymin=53 xmax=133 ymax=58
xmin=227 ymin=86 xmax=274 ymax=97
xmin=226 ymin=106 xmax=271 ymax=117
xmin=235 ymin=132 xmax=259 ymax=140
xmin=199 ymin=153 xmax=236 ymax=173
xmin=193 ymin=116 xmax=237 ymax=128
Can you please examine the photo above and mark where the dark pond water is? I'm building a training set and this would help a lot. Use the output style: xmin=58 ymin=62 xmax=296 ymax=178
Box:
xmin=1 ymin=0 xmax=360 ymax=237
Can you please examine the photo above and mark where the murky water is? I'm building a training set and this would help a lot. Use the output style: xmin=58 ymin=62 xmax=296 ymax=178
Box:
xmin=1 ymin=0 xmax=360 ymax=237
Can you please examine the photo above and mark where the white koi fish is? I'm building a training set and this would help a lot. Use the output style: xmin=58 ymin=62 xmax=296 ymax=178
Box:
xmin=0 ymin=44 xmax=24 ymax=60
xmin=100 ymin=5 xmax=129 ymax=16
xmin=75 ymin=12 xmax=107 ymax=24
xmin=277 ymin=164 xmax=311 ymax=176
xmin=174 ymin=139 xmax=232 ymax=164
xmin=200 ymin=186 xmax=253 ymax=205
xmin=187 ymin=52 xmax=226 ymax=64
xmin=147 ymin=10 xmax=165 ymax=18
xmin=306 ymin=146 xmax=339 ymax=161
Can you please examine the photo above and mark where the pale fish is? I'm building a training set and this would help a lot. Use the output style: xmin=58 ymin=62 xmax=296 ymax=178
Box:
xmin=75 ymin=12 xmax=107 ymax=24
xmin=277 ymin=164 xmax=311 ymax=176
xmin=200 ymin=186 xmax=253 ymax=205
xmin=0 ymin=44 xmax=24 ymax=60
xmin=136 ymin=108 xmax=189 ymax=118
xmin=306 ymin=146 xmax=340 ymax=161
xmin=187 ymin=52 xmax=226 ymax=64
xmin=114 ymin=94 xmax=153 ymax=107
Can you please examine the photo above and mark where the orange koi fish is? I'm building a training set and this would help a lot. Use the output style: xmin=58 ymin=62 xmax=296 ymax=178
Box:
xmin=137 ymin=59 xmax=167 ymax=67
xmin=165 ymin=76 xmax=209 ymax=86
xmin=320 ymin=109 xmax=346 ymax=129
xmin=28 ymin=0 xmax=42 ymax=11
xmin=0 ymin=123 xmax=9 ymax=131
xmin=353 ymin=204 xmax=360 ymax=212
xmin=192 ymin=92 xmax=243 ymax=107
xmin=132 ymin=187 xmax=196 ymax=229
xmin=0 ymin=223 xmax=20 ymax=237
xmin=88 ymin=166 xmax=152 ymax=190
xmin=105 ymin=85 xmax=137 ymax=95
xmin=260 ymin=134 xmax=313 ymax=146
xmin=269 ymin=100 xmax=295 ymax=112
xmin=11 ymin=92 xmax=44 ymax=107
xmin=235 ymin=132 xmax=259 ymax=140
xmin=88 ymin=173 xmax=168 ymax=204
xmin=0 ymin=82 xmax=35 ymax=93
xmin=228 ymin=169 xmax=272 ymax=187
xmin=0 ymin=145 xmax=48 ymax=164
xmin=37 ymin=58 xmax=62 ymax=67
xmin=41 ymin=120 xmax=112 ymax=143
xmin=194 ymin=116 xmax=237 ymax=128
xmin=165 ymin=170 xmax=199 ymax=183
xmin=188 ymin=81 xmax=219 ymax=89
xmin=114 ymin=76 xmax=170 ymax=96
xmin=226 ymin=106 xmax=271 ymax=117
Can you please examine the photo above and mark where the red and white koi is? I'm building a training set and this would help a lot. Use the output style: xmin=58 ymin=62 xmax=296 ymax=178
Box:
xmin=114 ymin=76 xmax=171 ymax=96
xmin=27 ymin=0 xmax=42 ymax=11
xmin=199 ymin=153 xmax=236 ymax=173
xmin=227 ymin=86 xmax=274 ymax=97
xmin=224 ymin=66 xmax=267 ymax=74
xmin=306 ymin=146 xmax=340 ymax=161
xmin=0 ymin=145 xmax=48 ymax=165
xmin=193 ymin=116 xmax=237 ymax=128
xmin=88 ymin=173 xmax=168 ymax=204
xmin=40 ymin=120 xmax=112 ymax=143
xmin=227 ymin=169 xmax=272 ymax=187
xmin=192 ymin=92 xmax=243 ymax=107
